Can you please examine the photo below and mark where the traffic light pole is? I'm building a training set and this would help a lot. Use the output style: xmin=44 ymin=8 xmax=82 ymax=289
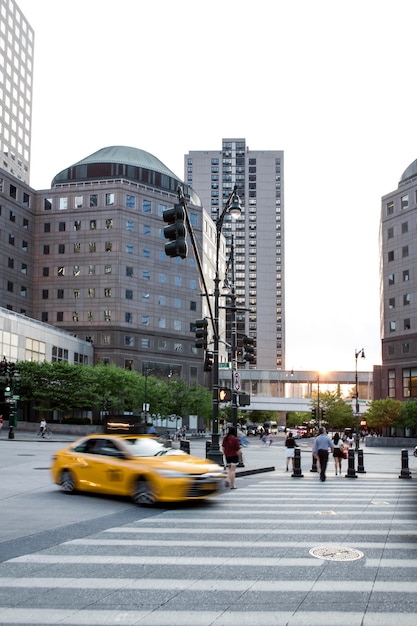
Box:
xmin=207 ymin=186 xmax=241 ymax=465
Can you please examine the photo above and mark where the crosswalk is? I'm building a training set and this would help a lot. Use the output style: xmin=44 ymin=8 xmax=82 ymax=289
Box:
xmin=1 ymin=475 xmax=417 ymax=625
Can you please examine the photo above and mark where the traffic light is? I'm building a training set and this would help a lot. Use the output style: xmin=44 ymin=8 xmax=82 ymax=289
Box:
xmin=195 ymin=318 xmax=208 ymax=349
xmin=163 ymin=203 xmax=188 ymax=259
xmin=321 ymin=408 xmax=326 ymax=421
xmin=204 ymin=351 xmax=213 ymax=372
xmin=7 ymin=362 xmax=15 ymax=377
xmin=311 ymin=407 xmax=317 ymax=419
xmin=4 ymin=383 xmax=12 ymax=397
xmin=0 ymin=360 xmax=7 ymax=376
xmin=219 ymin=387 xmax=232 ymax=402
xmin=243 ymin=335 xmax=255 ymax=362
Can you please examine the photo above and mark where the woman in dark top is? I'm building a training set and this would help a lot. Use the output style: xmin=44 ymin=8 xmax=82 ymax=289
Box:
xmin=285 ymin=431 xmax=298 ymax=472
xmin=332 ymin=432 xmax=344 ymax=475
xmin=221 ymin=426 xmax=241 ymax=489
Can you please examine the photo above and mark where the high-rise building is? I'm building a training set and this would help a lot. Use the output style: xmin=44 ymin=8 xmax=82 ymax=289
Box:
xmin=185 ymin=139 xmax=285 ymax=370
xmin=0 ymin=0 xmax=34 ymax=184
xmin=375 ymin=159 xmax=417 ymax=400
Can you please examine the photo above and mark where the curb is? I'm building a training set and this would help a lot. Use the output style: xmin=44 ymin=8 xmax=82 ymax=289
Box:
xmin=237 ymin=466 xmax=276 ymax=477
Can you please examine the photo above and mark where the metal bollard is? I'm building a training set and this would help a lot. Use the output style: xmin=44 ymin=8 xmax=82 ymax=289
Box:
xmin=357 ymin=449 xmax=366 ymax=473
xmin=399 ymin=449 xmax=412 ymax=479
xmin=180 ymin=440 xmax=190 ymax=454
xmin=292 ymin=448 xmax=304 ymax=478
xmin=310 ymin=453 xmax=318 ymax=472
xmin=345 ymin=448 xmax=357 ymax=478
xmin=8 ymin=425 xmax=15 ymax=440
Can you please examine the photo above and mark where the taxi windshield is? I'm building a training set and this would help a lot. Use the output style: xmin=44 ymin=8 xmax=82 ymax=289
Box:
xmin=124 ymin=438 xmax=185 ymax=458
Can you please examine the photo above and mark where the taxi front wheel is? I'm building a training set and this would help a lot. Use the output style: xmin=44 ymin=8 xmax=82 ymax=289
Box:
xmin=60 ymin=469 xmax=76 ymax=494
xmin=132 ymin=477 xmax=156 ymax=506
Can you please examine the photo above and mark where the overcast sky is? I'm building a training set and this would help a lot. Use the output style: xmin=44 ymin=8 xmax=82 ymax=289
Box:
xmin=17 ymin=0 xmax=417 ymax=373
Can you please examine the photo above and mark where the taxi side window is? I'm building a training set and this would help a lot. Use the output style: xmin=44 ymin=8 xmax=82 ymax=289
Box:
xmin=97 ymin=439 xmax=125 ymax=458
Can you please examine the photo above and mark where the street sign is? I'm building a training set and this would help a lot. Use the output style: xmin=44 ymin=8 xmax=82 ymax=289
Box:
xmin=234 ymin=371 xmax=241 ymax=392
xmin=219 ymin=362 xmax=231 ymax=369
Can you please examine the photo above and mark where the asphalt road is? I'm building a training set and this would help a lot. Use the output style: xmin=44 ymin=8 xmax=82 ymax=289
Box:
xmin=1 ymin=433 xmax=417 ymax=625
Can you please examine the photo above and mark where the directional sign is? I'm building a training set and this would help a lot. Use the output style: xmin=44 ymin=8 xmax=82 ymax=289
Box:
xmin=234 ymin=371 xmax=241 ymax=392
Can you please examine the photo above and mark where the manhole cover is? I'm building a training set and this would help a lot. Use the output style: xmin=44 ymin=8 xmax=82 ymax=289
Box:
xmin=309 ymin=546 xmax=364 ymax=561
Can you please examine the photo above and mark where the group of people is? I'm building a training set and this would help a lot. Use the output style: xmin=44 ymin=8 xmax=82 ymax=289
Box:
xmin=285 ymin=427 xmax=348 ymax=481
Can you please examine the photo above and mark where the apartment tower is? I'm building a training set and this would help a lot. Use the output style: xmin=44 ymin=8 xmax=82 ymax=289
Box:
xmin=0 ymin=0 xmax=33 ymax=184
xmin=185 ymin=139 xmax=285 ymax=370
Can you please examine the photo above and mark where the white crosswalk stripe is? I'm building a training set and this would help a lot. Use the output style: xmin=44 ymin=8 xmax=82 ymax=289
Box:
xmin=1 ymin=476 xmax=417 ymax=625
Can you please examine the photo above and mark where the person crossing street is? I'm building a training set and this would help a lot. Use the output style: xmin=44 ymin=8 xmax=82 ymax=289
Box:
xmin=313 ymin=426 xmax=334 ymax=482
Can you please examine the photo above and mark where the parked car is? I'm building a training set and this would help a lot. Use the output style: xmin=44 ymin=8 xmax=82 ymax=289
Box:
xmin=51 ymin=434 xmax=225 ymax=506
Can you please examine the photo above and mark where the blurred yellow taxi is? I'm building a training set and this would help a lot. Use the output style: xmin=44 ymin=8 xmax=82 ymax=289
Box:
xmin=51 ymin=434 xmax=225 ymax=506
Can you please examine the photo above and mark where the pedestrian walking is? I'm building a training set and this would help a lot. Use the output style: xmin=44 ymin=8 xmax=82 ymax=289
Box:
xmin=285 ymin=431 xmax=298 ymax=472
xmin=313 ymin=427 xmax=334 ymax=482
xmin=221 ymin=426 xmax=241 ymax=489
xmin=332 ymin=432 xmax=344 ymax=475
xmin=0 ymin=414 xmax=3 ymax=434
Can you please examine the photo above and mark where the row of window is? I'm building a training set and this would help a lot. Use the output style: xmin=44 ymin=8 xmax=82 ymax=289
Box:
xmin=388 ymin=294 xmax=411 ymax=307
xmin=388 ymin=368 xmax=417 ymax=398
xmin=386 ymin=192 xmax=416 ymax=215
xmin=0 ymin=178 xmax=31 ymax=206
xmin=387 ymin=246 xmax=409 ymax=262
xmin=41 ymin=287 xmax=197 ymax=308
xmin=387 ymin=270 xmax=410 ymax=285
xmin=40 ymin=265 xmax=197 ymax=288
xmin=42 ymin=310 xmax=192 ymax=330
xmin=388 ymin=319 xmax=411 ymax=332
xmin=44 ymin=194 xmax=156 ymax=212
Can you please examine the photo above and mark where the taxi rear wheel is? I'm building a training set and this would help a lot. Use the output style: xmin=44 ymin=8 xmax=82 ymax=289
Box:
xmin=60 ymin=469 xmax=76 ymax=494
xmin=132 ymin=477 xmax=156 ymax=506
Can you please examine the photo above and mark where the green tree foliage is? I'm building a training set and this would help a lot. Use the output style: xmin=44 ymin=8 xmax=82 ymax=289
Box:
xmin=317 ymin=390 xmax=354 ymax=431
xmin=15 ymin=361 xmax=212 ymax=423
xmin=365 ymin=398 xmax=402 ymax=431
xmin=396 ymin=400 xmax=417 ymax=431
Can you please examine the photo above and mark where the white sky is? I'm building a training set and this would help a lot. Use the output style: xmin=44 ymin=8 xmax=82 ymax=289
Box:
xmin=16 ymin=0 xmax=417 ymax=373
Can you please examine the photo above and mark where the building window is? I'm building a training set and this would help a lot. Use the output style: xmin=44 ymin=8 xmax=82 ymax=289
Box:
xmin=23 ymin=218 xmax=29 ymax=230
xmin=57 ymin=312 xmax=64 ymax=322
xmin=58 ymin=244 xmax=65 ymax=254
xmin=58 ymin=266 xmax=65 ymax=276
xmin=57 ymin=289 xmax=64 ymax=299
xmin=402 ymin=246 xmax=409 ymax=258
xmin=105 ymin=241 xmax=112 ymax=252
xmin=106 ymin=193 xmax=115 ymax=206
xmin=174 ymin=320 xmax=182 ymax=331
xmin=125 ymin=312 xmax=133 ymax=323
xmin=73 ymin=266 xmax=80 ymax=276
xmin=101 ymin=334 xmax=111 ymax=344
xmin=9 ymin=234 xmax=15 ymax=245
xmin=41 ymin=312 xmax=48 ymax=322
xmin=403 ymin=368 xmax=417 ymax=398
xmin=90 ymin=194 xmax=98 ymax=207
xmin=402 ymin=343 xmax=410 ymax=354
xmin=59 ymin=221 xmax=66 ymax=232
xmin=72 ymin=311 xmax=79 ymax=321
xmin=126 ymin=195 xmax=135 ymax=209
xmin=74 ymin=220 xmax=81 ymax=231
xmin=10 ymin=184 xmax=17 ymax=199
xmin=126 ymin=266 xmax=133 ymax=277
xmin=124 ymin=336 xmax=134 ymax=347
xmin=43 ymin=267 xmax=49 ymax=277
xmin=8 ymin=257 xmax=14 ymax=269
xmin=44 ymin=223 xmax=51 ymax=233
xmin=44 ymin=198 xmax=52 ymax=210
xmin=388 ymin=274 xmax=395 ymax=286
xmin=142 ymin=199 xmax=151 ymax=213
xmin=10 ymin=210 xmax=16 ymax=222
xmin=143 ymin=224 xmax=151 ymax=235
xmin=159 ymin=273 xmax=167 ymax=283
xmin=404 ymin=294 xmax=411 ymax=305
xmin=401 ymin=194 xmax=409 ymax=210
xmin=174 ymin=276 xmax=182 ymax=287
xmin=190 ymin=301 xmax=197 ymax=311
xmin=142 ymin=315 xmax=150 ymax=326
xmin=125 ymin=289 xmax=133 ymax=300
xmin=74 ymin=243 xmax=81 ymax=253
xmin=104 ymin=311 xmax=111 ymax=321
xmin=21 ymin=263 xmax=27 ymax=274
xmin=42 ymin=289 xmax=48 ymax=299
xmin=59 ymin=197 xmax=68 ymax=210
xmin=142 ymin=338 xmax=151 ymax=349
xmin=73 ymin=289 xmax=80 ymax=299
xmin=143 ymin=248 xmax=151 ymax=258
xmin=158 ymin=295 xmax=166 ymax=305
xmin=88 ymin=265 xmax=95 ymax=275
xmin=126 ymin=244 xmax=134 ymax=254
xmin=88 ymin=288 xmax=95 ymax=298
xmin=158 ymin=317 xmax=166 ymax=328
xmin=90 ymin=220 xmax=96 ymax=230
xmin=404 ymin=318 xmax=411 ymax=330
xmin=388 ymin=298 xmax=395 ymax=309
xmin=75 ymin=196 xmax=83 ymax=208
xmin=143 ymin=270 xmax=150 ymax=281
xmin=106 ymin=219 xmax=113 ymax=229
xmin=388 ymin=370 xmax=395 ymax=398
xmin=22 ymin=241 xmax=28 ymax=252
xmin=104 ymin=288 xmax=111 ymax=297
xmin=105 ymin=264 xmax=112 ymax=274
xmin=387 ymin=227 xmax=394 ymax=238
xmin=87 ymin=312 xmax=93 ymax=321
xmin=402 ymin=222 xmax=408 ymax=234
xmin=23 ymin=193 xmax=30 ymax=208
xmin=89 ymin=242 xmax=96 ymax=252
xmin=390 ymin=321 xmax=396 ymax=332
xmin=173 ymin=298 xmax=181 ymax=308
xmin=126 ymin=220 xmax=134 ymax=231
xmin=388 ymin=251 xmax=394 ymax=262
xmin=403 ymin=269 xmax=410 ymax=281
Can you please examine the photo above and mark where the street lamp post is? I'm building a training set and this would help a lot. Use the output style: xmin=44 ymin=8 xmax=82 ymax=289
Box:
xmin=354 ymin=348 xmax=365 ymax=451
xmin=207 ymin=185 xmax=242 ymax=465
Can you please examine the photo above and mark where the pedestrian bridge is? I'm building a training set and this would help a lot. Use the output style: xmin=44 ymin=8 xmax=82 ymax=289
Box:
xmin=218 ymin=369 xmax=373 ymax=413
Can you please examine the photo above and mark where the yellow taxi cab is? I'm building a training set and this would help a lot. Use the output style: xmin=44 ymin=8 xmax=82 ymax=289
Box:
xmin=51 ymin=434 xmax=225 ymax=506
